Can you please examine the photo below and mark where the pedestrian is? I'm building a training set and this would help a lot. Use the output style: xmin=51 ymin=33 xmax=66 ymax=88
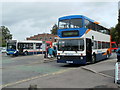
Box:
xmin=48 ymin=45 xmax=54 ymax=58
xmin=116 ymin=44 xmax=120 ymax=62
xmin=53 ymin=45 xmax=57 ymax=57
xmin=45 ymin=45 xmax=50 ymax=58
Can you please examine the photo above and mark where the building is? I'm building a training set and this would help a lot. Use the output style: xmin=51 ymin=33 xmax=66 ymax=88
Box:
xmin=26 ymin=33 xmax=58 ymax=42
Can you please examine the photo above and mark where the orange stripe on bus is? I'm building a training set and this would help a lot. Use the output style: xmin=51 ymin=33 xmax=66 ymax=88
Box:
xmin=102 ymin=48 xmax=111 ymax=56
xmin=103 ymin=52 xmax=107 ymax=55
xmin=86 ymin=29 xmax=91 ymax=34
xmin=94 ymin=21 xmax=99 ymax=24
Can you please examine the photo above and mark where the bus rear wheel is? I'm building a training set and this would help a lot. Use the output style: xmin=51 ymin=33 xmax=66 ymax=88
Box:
xmin=91 ymin=54 xmax=96 ymax=64
xmin=106 ymin=53 xmax=109 ymax=59
xmin=24 ymin=51 xmax=28 ymax=56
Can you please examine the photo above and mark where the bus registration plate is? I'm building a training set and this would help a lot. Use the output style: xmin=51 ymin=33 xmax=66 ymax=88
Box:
xmin=66 ymin=61 xmax=73 ymax=63
xmin=66 ymin=53 xmax=73 ymax=55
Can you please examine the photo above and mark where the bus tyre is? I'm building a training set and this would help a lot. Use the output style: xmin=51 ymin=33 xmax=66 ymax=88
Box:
xmin=24 ymin=51 xmax=28 ymax=56
xmin=91 ymin=54 xmax=96 ymax=64
xmin=106 ymin=53 xmax=109 ymax=59
xmin=7 ymin=54 xmax=10 ymax=55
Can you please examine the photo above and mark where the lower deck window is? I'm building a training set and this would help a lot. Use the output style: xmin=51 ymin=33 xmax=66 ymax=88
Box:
xmin=58 ymin=39 xmax=84 ymax=51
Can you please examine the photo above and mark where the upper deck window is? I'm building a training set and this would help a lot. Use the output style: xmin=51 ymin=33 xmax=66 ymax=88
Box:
xmin=59 ymin=18 xmax=82 ymax=29
xmin=70 ymin=19 xmax=82 ymax=28
xmin=59 ymin=19 xmax=69 ymax=29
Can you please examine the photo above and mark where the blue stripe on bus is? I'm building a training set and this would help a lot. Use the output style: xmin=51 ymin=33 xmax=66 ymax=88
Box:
xmin=7 ymin=50 xmax=45 ymax=55
xmin=57 ymin=52 xmax=111 ymax=64
xmin=59 ymin=15 xmax=95 ymax=23
xmin=7 ymin=49 xmax=17 ymax=54
xmin=96 ymin=53 xmax=105 ymax=61
xmin=28 ymin=51 xmax=45 ymax=55
xmin=96 ymin=53 xmax=111 ymax=61
xmin=58 ymin=28 xmax=87 ymax=38
xmin=57 ymin=56 xmax=86 ymax=64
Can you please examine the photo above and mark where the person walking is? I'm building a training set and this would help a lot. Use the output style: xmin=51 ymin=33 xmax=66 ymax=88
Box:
xmin=45 ymin=45 xmax=50 ymax=58
xmin=53 ymin=45 xmax=57 ymax=57
xmin=48 ymin=45 xmax=54 ymax=58
xmin=116 ymin=44 xmax=120 ymax=62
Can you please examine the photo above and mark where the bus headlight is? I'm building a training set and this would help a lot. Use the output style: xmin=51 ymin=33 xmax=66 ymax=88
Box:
xmin=58 ymin=56 xmax=60 ymax=59
xmin=14 ymin=51 xmax=17 ymax=54
xmin=80 ymin=57 xmax=83 ymax=59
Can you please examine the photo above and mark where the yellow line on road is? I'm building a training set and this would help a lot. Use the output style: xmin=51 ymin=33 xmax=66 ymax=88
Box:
xmin=0 ymin=68 xmax=77 ymax=88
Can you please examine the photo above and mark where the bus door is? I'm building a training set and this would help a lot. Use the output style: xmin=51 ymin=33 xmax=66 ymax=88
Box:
xmin=86 ymin=38 xmax=92 ymax=62
xmin=18 ymin=43 xmax=24 ymax=54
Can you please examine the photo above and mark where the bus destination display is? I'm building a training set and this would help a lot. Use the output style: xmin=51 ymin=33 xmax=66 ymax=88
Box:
xmin=62 ymin=30 xmax=79 ymax=37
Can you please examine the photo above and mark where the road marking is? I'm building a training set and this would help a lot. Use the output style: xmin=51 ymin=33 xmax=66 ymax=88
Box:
xmin=81 ymin=67 xmax=114 ymax=78
xmin=0 ymin=67 xmax=78 ymax=88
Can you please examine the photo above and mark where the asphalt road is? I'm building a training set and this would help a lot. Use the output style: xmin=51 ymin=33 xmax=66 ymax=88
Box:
xmin=1 ymin=53 xmax=119 ymax=88
xmin=1 ymin=53 xmax=80 ymax=85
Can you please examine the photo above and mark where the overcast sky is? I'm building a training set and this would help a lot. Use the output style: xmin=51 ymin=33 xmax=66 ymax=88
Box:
xmin=1 ymin=1 xmax=118 ymax=40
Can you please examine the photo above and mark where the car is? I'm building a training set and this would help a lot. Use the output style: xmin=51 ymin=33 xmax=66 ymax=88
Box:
xmin=1 ymin=47 xmax=6 ymax=53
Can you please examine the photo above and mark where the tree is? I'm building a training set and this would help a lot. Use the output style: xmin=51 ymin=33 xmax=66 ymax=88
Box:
xmin=115 ymin=22 xmax=120 ymax=44
xmin=110 ymin=7 xmax=120 ymax=45
xmin=51 ymin=24 xmax=58 ymax=35
xmin=1 ymin=26 xmax=12 ymax=47
xmin=110 ymin=27 xmax=118 ymax=43
xmin=114 ymin=8 xmax=120 ymax=44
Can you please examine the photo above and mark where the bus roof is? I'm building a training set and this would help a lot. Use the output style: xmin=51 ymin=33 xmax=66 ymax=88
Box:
xmin=59 ymin=15 xmax=96 ymax=23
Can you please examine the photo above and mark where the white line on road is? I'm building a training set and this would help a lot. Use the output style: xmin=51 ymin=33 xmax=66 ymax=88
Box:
xmin=81 ymin=67 xmax=114 ymax=78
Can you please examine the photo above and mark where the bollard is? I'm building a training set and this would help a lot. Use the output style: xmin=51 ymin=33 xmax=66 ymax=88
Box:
xmin=115 ymin=62 xmax=120 ymax=84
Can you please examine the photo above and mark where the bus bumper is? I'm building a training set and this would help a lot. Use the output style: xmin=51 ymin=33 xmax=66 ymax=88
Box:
xmin=57 ymin=55 xmax=86 ymax=64
xmin=7 ymin=51 xmax=18 ymax=56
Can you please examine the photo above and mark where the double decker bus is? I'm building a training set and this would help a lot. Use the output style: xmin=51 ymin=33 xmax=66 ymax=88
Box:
xmin=57 ymin=15 xmax=111 ymax=64
xmin=6 ymin=40 xmax=44 ymax=56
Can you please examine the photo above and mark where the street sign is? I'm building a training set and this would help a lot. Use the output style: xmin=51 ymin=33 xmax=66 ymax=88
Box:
xmin=42 ymin=41 xmax=45 ymax=43
xmin=41 ymin=43 xmax=46 ymax=51
xmin=115 ymin=62 xmax=120 ymax=84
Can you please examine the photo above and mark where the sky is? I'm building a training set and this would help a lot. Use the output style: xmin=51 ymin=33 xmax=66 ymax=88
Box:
xmin=1 ymin=0 xmax=119 ymax=40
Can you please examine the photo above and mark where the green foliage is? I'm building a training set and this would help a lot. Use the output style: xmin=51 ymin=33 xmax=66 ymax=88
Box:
xmin=1 ymin=26 xmax=12 ymax=47
xmin=110 ymin=9 xmax=120 ymax=44
xmin=110 ymin=27 xmax=118 ymax=42
xmin=115 ymin=22 xmax=120 ymax=43
xmin=51 ymin=24 xmax=58 ymax=35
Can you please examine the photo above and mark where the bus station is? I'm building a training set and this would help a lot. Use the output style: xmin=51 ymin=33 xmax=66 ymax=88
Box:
xmin=1 ymin=1 xmax=120 ymax=89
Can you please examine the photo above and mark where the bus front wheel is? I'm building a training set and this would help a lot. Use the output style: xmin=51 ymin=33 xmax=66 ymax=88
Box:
xmin=106 ymin=52 xmax=110 ymax=59
xmin=91 ymin=54 xmax=96 ymax=64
